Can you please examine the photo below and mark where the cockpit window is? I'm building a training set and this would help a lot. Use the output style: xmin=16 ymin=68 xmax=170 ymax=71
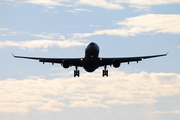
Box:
xmin=90 ymin=42 xmax=95 ymax=45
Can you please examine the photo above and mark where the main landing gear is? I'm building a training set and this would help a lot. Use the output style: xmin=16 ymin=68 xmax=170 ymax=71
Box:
xmin=74 ymin=66 xmax=80 ymax=77
xmin=103 ymin=65 xmax=108 ymax=77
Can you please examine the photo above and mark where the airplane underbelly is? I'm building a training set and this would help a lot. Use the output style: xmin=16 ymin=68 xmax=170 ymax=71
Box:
xmin=83 ymin=59 xmax=99 ymax=72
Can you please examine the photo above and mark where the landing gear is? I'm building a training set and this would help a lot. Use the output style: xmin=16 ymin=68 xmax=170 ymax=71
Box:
xmin=102 ymin=65 xmax=108 ymax=77
xmin=74 ymin=66 xmax=80 ymax=77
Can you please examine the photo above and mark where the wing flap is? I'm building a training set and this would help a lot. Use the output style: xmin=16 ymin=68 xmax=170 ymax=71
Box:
xmin=39 ymin=59 xmax=62 ymax=64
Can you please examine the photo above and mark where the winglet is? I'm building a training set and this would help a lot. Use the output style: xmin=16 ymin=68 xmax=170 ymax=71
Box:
xmin=11 ymin=53 xmax=15 ymax=57
xmin=166 ymin=51 xmax=169 ymax=56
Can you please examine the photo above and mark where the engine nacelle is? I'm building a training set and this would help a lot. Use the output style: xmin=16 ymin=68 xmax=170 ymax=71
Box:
xmin=113 ymin=59 xmax=121 ymax=68
xmin=62 ymin=59 xmax=70 ymax=68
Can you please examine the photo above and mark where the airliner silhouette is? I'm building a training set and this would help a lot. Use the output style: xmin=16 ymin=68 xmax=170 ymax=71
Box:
xmin=12 ymin=42 xmax=167 ymax=77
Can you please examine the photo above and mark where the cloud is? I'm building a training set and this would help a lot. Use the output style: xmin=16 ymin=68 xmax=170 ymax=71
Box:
xmin=0 ymin=30 xmax=30 ymax=37
xmin=0 ymin=32 xmax=21 ymax=36
xmin=129 ymin=5 xmax=151 ymax=12
xmin=46 ymin=6 xmax=55 ymax=9
xmin=37 ymin=100 xmax=66 ymax=112
xmin=0 ymin=70 xmax=180 ymax=113
xmin=89 ymin=24 xmax=101 ymax=27
xmin=42 ymin=9 xmax=49 ymax=13
xmin=7 ymin=0 xmax=123 ymax=10
xmin=69 ymin=99 xmax=109 ymax=108
xmin=0 ymin=101 xmax=66 ymax=113
xmin=42 ymin=9 xmax=59 ymax=13
xmin=114 ymin=0 xmax=180 ymax=5
xmin=66 ymin=8 xmax=92 ymax=13
xmin=25 ymin=0 xmax=71 ymax=7
xmin=31 ymin=33 xmax=65 ymax=39
xmin=0 ymin=40 xmax=86 ymax=50
xmin=5 ymin=0 xmax=180 ymax=10
xmin=154 ymin=110 xmax=180 ymax=114
xmin=71 ymin=14 xmax=180 ymax=38
xmin=105 ymin=99 xmax=157 ymax=105
xmin=74 ymin=8 xmax=92 ymax=12
xmin=78 ymin=0 xmax=124 ymax=9
xmin=116 ymin=14 xmax=180 ymax=34
xmin=0 ymin=28 xmax=9 ymax=31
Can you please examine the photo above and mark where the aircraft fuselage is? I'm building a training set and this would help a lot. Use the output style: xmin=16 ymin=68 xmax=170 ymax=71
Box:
xmin=83 ymin=42 xmax=100 ymax=72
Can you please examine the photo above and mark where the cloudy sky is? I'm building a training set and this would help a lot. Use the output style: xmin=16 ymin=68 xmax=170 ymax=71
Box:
xmin=0 ymin=0 xmax=180 ymax=120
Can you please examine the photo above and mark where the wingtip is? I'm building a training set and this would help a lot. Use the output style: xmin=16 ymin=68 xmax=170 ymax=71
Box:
xmin=11 ymin=53 xmax=15 ymax=57
xmin=166 ymin=51 xmax=169 ymax=56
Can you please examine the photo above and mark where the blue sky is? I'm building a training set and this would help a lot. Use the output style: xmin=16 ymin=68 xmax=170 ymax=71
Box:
xmin=0 ymin=0 xmax=180 ymax=120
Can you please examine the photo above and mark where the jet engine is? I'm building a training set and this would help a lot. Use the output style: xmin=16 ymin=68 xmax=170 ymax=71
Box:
xmin=113 ymin=59 xmax=120 ymax=68
xmin=62 ymin=59 xmax=70 ymax=68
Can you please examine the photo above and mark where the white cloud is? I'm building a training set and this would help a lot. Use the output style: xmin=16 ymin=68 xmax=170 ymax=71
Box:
xmin=66 ymin=8 xmax=92 ymax=13
xmin=129 ymin=5 xmax=151 ymax=12
xmin=113 ymin=0 xmax=180 ymax=5
xmin=1 ymin=32 xmax=21 ymax=36
xmin=37 ymin=99 xmax=66 ymax=112
xmin=31 ymin=33 xmax=65 ymax=39
xmin=0 ymin=70 xmax=180 ymax=113
xmin=5 ymin=0 xmax=180 ymax=10
xmin=0 ymin=31 xmax=30 ymax=37
xmin=42 ymin=9 xmax=49 ymax=13
xmin=154 ymin=110 xmax=180 ymax=114
xmin=0 ymin=40 xmax=86 ymax=50
xmin=0 ymin=101 xmax=65 ymax=113
xmin=69 ymin=99 xmax=109 ymax=108
xmin=105 ymin=99 xmax=157 ymax=105
xmin=42 ymin=9 xmax=59 ymax=13
xmin=46 ymin=6 xmax=55 ymax=9
xmin=71 ymin=14 xmax=180 ymax=38
xmin=74 ymin=8 xmax=92 ymax=12
xmin=117 ymin=14 xmax=180 ymax=34
xmin=25 ymin=0 xmax=70 ymax=7
xmin=78 ymin=0 xmax=124 ymax=10
xmin=0 ymin=28 xmax=9 ymax=31
xmin=7 ymin=0 xmax=123 ymax=9
xmin=89 ymin=24 xmax=101 ymax=27
xmin=66 ymin=10 xmax=76 ymax=13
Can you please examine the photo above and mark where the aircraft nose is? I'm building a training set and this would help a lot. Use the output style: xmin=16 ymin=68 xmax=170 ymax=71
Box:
xmin=85 ymin=42 xmax=100 ymax=58
xmin=87 ymin=42 xmax=99 ymax=51
xmin=90 ymin=42 xmax=95 ymax=46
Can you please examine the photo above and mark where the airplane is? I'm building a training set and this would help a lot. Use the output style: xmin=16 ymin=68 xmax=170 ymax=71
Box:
xmin=12 ymin=42 xmax=168 ymax=77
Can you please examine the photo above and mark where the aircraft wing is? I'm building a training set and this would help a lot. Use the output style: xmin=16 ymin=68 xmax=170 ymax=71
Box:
xmin=12 ymin=54 xmax=83 ymax=67
xmin=99 ymin=52 xmax=168 ymax=67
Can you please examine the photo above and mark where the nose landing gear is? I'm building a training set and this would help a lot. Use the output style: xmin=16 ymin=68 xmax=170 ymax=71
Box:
xmin=103 ymin=65 xmax=108 ymax=77
xmin=74 ymin=66 xmax=80 ymax=77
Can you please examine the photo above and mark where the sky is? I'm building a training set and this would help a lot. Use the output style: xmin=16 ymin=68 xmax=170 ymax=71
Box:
xmin=0 ymin=0 xmax=180 ymax=120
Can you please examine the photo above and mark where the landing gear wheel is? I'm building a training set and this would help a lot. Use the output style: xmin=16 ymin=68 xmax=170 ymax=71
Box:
xmin=102 ymin=65 xmax=108 ymax=77
xmin=102 ymin=70 xmax=108 ymax=77
xmin=74 ymin=70 xmax=79 ymax=77
xmin=74 ymin=66 xmax=80 ymax=77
